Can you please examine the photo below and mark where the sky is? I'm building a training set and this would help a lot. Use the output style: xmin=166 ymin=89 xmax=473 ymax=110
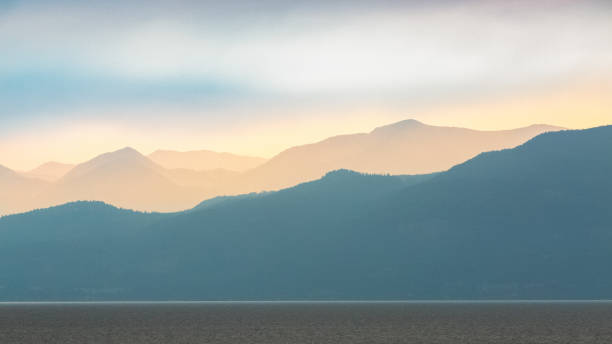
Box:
xmin=1 ymin=0 xmax=611 ymax=170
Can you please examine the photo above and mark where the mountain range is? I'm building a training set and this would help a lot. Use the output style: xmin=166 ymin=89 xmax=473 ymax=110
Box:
xmin=0 ymin=120 xmax=561 ymax=215
xmin=21 ymin=162 xmax=75 ymax=182
xmin=148 ymin=149 xmax=266 ymax=172
xmin=238 ymin=120 xmax=563 ymax=191
xmin=0 ymin=125 xmax=610 ymax=300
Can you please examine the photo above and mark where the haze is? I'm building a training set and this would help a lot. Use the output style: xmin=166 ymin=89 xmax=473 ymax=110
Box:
xmin=1 ymin=0 xmax=611 ymax=170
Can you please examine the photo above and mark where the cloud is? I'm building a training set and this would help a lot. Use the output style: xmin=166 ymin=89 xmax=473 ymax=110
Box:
xmin=2 ymin=0 xmax=611 ymax=96
xmin=0 ymin=0 xmax=611 ymax=170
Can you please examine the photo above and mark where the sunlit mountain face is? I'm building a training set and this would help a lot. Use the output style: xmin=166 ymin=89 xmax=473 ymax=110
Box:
xmin=0 ymin=120 xmax=563 ymax=215
xmin=1 ymin=0 xmax=611 ymax=173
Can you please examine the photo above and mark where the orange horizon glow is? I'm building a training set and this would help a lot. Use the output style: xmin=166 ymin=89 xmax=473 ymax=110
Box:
xmin=2 ymin=87 xmax=610 ymax=172
xmin=2 ymin=78 xmax=611 ymax=171
xmin=2 ymin=1 xmax=611 ymax=171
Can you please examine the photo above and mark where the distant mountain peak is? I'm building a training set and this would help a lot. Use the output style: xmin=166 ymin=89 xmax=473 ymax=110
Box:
xmin=0 ymin=164 xmax=15 ymax=176
xmin=115 ymin=146 xmax=141 ymax=155
xmin=395 ymin=118 xmax=425 ymax=126
xmin=148 ymin=148 xmax=267 ymax=172
xmin=323 ymin=169 xmax=363 ymax=178
xmin=58 ymin=146 xmax=159 ymax=183
xmin=30 ymin=161 xmax=73 ymax=169
xmin=371 ymin=119 xmax=426 ymax=133
xmin=521 ymin=123 xmax=566 ymax=131
xmin=23 ymin=161 xmax=75 ymax=182
xmin=94 ymin=147 xmax=148 ymax=162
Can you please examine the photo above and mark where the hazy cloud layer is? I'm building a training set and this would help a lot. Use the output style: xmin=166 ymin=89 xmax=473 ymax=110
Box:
xmin=1 ymin=0 xmax=611 ymax=168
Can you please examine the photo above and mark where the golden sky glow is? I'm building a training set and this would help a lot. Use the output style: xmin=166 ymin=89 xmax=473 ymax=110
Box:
xmin=2 ymin=79 xmax=610 ymax=171
xmin=1 ymin=0 xmax=611 ymax=170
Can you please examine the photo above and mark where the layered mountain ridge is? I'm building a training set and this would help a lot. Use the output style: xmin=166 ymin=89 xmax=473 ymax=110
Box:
xmin=0 ymin=120 xmax=562 ymax=215
xmin=22 ymin=162 xmax=75 ymax=182
xmin=0 ymin=126 xmax=610 ymax=300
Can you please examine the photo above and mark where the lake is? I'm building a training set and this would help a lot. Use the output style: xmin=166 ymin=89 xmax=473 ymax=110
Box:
xmin=1 ymin=301 xmax=611 ymax=343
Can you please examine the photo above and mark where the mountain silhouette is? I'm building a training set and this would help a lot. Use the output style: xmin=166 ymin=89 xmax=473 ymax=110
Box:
xmin=149 ymin=149 xmax=266 ymax=172
xmin=1 ymin=148 xmax=246 ymax=214
xmin=21 ymin=162 xmax=75 ymax=182
xmin=44 ymin=147 xmax=205 ymax=212
xmin=0 ymin=120 xmax=562 ymax=215
xmin=238 ymin=120 xmax=563 ymax=191
xmin=0 ymin=165 xmax=49 ymax=216
xmin=1 ymin=125 xmax=610 ymax=300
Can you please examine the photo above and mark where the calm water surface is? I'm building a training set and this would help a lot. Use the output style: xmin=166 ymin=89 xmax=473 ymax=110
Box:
xmin=1 ymin=301 xmax=611 ymax=343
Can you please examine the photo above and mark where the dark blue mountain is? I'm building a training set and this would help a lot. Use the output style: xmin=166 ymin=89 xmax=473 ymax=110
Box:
xmin=0 ymin=126 xmax=610 ymax=300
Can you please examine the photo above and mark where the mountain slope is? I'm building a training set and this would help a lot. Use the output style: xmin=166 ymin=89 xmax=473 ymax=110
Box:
xmin=4 ymin=148 xmax=244 ymax=213
xmin=0 ymin=165 xmax=50 ymax=215
xmin=239 ymin=120 xmax=563 ymax=191
xmin=149 ymin=149 xmax=266 ymax=172
xmin=22 ymin=162 xmax=75 ymax=182
xmin=2 ymin=120 xmax=561 ymax=214
xmin=0 ymin=126 xmax=610 ymax=300
xmin=0 ymin=170 xmax=421 ymax=300
xmin=359 ymin=125 xmax=612 ymax=298
xmin=0 ymin=201 xmax=171 ymax=300
xmin=45 ymin=147 xmax=204 ymax=212
xmin=143 ymin=127 xmax=611 ymax=299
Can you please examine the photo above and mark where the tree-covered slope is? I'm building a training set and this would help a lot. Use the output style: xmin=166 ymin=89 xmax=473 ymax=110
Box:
xmin=0 ymin=202 xmax=171 ymax=300
xmin=0 ymin=126 xmax=610 ymax=300
xmin=369 ymin=125 xmax=612 ymax=298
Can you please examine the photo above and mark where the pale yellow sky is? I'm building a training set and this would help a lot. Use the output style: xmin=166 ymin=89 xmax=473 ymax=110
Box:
xmin=1 ymin=1 xmax=611 ymax=170
xmin=2 ymin=80 xmax=610 ymax=171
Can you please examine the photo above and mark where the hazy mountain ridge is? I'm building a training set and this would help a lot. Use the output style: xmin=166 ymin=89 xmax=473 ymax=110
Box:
xmin=149 ymin=149 xmax=266 ymax=172
xmin=0 ymin=148 xmax=208 ymax=215
xmin=239 ymin=120 xmax=563 ymax=191
xmin=0 ymin=164 xmax=50 ymax=215
xmin=0 ymin=120 xmax=562 ymax=215
xmin=0 ymin=126 xmax=610 ymax=300
xmin=21 ymin=162 xmax=75 ymax=182
xmin=46 ymin=148 xmax=207 ymax=212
